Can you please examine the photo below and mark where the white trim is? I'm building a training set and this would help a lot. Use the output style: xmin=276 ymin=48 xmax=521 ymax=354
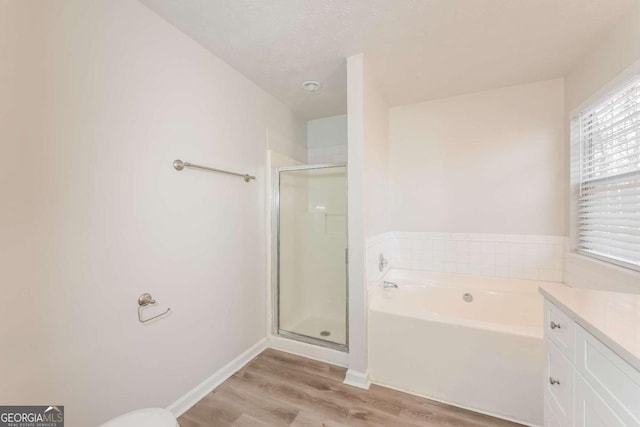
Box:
xmin=568 ymin=61 xmax=640 ymax=273
xmin=370 ymin=380 xmax=539 ymax=427
xmin=268 ymin=335 xmax=349 ymax=367
xmin=166 ymin=338 xmax=268 ymax=417
xmin=346 ymin=52 xmax=369 ymax=393
xmin=343 ymin=369 xmax=371 ymax=390
xmin=265 ymin=149 xmax=274 ymax=339
xmin=166 ymin=336 xmax=349 ymax=418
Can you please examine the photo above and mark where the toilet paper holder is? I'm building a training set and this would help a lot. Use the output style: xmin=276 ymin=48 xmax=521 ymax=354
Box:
xmin=138 ymin=293 xmax=171 ymax=324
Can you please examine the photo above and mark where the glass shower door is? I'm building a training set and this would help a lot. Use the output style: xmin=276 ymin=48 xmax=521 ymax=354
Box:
xmin=277 ymin=165 xmax=347 ymax=349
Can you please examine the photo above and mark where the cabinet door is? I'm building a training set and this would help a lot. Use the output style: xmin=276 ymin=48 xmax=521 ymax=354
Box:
xmin=575 ymin=325 xmax=640 ymax=426
xmin=575 ymin=374 xmax=626 ymax=427
xmin=544 ymin=398 xmax=564 ymax=427
xmin=545 ymin=339 xmax=574 ymax=426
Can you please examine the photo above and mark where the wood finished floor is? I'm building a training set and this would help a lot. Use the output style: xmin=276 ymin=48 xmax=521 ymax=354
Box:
xmin=178 ymin=349 xmax=524 ymax=427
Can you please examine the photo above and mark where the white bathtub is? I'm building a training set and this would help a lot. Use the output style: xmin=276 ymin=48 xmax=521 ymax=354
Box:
xmin=369 ymin=269 xmax=564 ymax=426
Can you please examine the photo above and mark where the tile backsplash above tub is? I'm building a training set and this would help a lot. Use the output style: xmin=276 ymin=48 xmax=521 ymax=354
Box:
xmin=366 ymin=232 xmax=564 ymax=283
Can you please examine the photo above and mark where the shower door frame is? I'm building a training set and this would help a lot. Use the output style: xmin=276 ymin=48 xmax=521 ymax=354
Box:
xmin=272 ymin=163 xmax=349 ymax=352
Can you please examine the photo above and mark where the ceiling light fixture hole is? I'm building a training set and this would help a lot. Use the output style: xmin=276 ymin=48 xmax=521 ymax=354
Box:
xmin=302 ymin=80 xmax=322 ymax=92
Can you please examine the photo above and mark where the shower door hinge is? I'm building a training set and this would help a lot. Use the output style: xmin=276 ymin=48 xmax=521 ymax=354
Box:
xmin=345 ymin=248 xmax=349 ymax=265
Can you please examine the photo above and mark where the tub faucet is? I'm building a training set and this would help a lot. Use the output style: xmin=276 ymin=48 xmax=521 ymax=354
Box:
xmin=383 ymin=281 xmax=398 ymax=289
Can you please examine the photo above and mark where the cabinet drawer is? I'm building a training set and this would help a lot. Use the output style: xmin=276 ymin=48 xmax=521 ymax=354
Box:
xmin=575 ymin=373 xmax=626 ymax=427
xmin=545 ymin=300 xmax=576 ymax=362
xmin=545 ymin=338 xmax=575 ymax=426
xmin=575 ymin=326 xmax=640 ymax=426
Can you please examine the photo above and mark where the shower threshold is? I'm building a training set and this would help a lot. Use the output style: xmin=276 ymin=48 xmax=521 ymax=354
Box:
xmin=277 ymin=329 xmax=348 ymax=353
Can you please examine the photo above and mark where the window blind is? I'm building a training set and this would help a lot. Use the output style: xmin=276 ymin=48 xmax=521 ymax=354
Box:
xmin=576 ymin=74 xmax=640 ymax=271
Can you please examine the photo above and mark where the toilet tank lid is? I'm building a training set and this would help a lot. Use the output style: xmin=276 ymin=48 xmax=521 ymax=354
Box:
xmin=100 ymin=408 xmax=177 ymax=427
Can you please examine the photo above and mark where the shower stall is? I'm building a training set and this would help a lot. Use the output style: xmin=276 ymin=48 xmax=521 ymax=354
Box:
xmin=273 ymin=164 xmax=348 ymax=351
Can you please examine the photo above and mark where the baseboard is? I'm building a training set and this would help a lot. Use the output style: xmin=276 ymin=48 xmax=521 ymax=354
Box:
xmin=268 ymin=335 xmax=349 ymax=367
xmin=343 ymin=369 xmax=371 ymax=390
xmin=369 ymin=379 xmax=540 ymax=427
xmin=166 ymin=338 xmax=268 ymax=417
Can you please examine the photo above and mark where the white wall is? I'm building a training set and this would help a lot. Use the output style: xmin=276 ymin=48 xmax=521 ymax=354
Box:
xmin=362 ymin=65 xmax=390 ymax=239
xmin=563 ymin=1 xmax=640 ymax=292
xmin=345 ymin=53 xmax=389 ymax=387
xmin=388 ymin=79 xmax=565 ymax=236
xmin=0 ymin=0 xmax=51 ymax=404
xmin=564 ymin=1 xmax=640 ymax=114
xmin=346 ymin=54 xmax=367 ymax=383
xmin=307 ymin=114 xmax=347 ymax=164
xmin=0 ymin=1 xmax=305 ymax=425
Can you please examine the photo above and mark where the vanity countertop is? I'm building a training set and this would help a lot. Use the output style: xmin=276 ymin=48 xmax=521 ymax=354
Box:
xmin=539 ymin=284 xmax=640 ymax=372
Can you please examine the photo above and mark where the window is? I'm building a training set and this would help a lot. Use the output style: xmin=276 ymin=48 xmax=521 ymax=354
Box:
xmin=574 ymin=74 xmax=640 ymax=271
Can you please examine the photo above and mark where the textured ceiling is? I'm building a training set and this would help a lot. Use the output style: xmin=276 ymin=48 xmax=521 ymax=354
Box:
xmin=140 ymin=0 xmax=636 ymax=119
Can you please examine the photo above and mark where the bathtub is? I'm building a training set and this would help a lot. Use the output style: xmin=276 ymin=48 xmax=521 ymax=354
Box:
xmin=369 ymin=269 xmax=564 ymax=426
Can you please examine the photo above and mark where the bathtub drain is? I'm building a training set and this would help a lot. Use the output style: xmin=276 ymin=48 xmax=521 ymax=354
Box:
xmin=320 ymin=330 xmax=331 ymax=337
xmin=463 ymin=293 xmax=473 ymax=303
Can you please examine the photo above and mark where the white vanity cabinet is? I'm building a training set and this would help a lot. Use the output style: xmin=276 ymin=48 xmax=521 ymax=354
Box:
xmin=542 ymin=296 xmax=640 ymax=427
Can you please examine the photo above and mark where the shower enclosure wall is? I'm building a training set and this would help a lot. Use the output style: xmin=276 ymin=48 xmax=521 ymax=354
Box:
xmin=274 ymin=164 xmax=348 ymax=350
